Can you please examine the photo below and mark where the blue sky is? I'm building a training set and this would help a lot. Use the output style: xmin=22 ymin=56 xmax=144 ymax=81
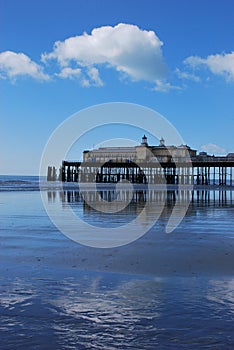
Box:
xmin=1 ymin=0 xmax=234 ymax=174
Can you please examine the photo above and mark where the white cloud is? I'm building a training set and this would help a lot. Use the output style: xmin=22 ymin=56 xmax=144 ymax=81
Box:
xmin=200 ymin=143 xmax=227 ymax=155
xmin=153 ymin=79 xmax=182 ymax=92
xmin=184 ymin=52 xmax=234 ymax=81
xmin=0 ymin=51 xmax=49 ymax=81
xmin=56 ymin=67 xmax=81 ymax=79
xmin=86 ymin=67 xmax=103 ymax=87
xmin=175 ymin=68 xmax=200 ymax=82
xmin=56 ymin=66 xmax=103 ymax=87
xmin=42 ymin=23 xmax=167 ymax=86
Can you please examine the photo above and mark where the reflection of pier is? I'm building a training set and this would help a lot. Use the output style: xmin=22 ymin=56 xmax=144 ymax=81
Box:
xmin=47 ymin=188 xmax=233 ymax=208
xmin=46 ymin=188 xmax=233 ymax=231
xmin=51 ymin=159 xmax=234 ymax=186
xmin=191 ymin=189 xmax=233 ymax=205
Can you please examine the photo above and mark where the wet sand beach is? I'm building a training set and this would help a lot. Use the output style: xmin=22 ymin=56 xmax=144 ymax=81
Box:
xmin=1 ymin=195 xmax=234 ymax=277
xmin=1 ymin=180 xmax=234 ymax=349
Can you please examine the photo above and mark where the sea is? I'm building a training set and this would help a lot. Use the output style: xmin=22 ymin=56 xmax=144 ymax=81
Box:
xmin=0 ymin=175 xmax=234 ymax=349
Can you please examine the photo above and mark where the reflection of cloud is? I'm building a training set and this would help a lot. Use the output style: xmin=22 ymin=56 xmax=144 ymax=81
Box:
xmin=207 ymin=279 xmax=234 ymax=314
xmin=47 ymin=276 xmax=164 ymax=348
xmin=1 ymin=293 xmax=31 ymax=308
xmin=51 ymin=276 xmax=162 ymax=324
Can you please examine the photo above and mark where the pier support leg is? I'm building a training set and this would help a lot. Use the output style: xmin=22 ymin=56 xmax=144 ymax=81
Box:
xmin=47 ymin=166 xmax=52 ymax=181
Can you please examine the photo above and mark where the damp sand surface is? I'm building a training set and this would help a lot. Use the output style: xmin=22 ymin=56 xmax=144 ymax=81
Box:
xmin=1 ymin=181 xmax=234 ymax=349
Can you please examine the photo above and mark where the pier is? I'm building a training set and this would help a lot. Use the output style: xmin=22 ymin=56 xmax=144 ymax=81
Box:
xmin=48 ymin=158 xmax=234 ymax=186
xmin=47 ymin=136 xmax=234 ymax=186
